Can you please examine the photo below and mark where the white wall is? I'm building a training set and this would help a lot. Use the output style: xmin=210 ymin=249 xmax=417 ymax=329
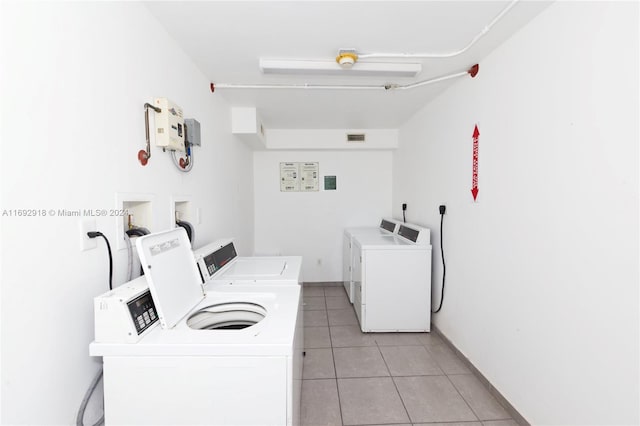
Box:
xmin=254 ymin=150 xmax=393 ymax=282
xmin=266 ymin=129 xmax=398 ymax=150
xmin=0 ymin=2 xmax=254 ymax=424
xmin=393 ymin=2 xmax=639 ymax=425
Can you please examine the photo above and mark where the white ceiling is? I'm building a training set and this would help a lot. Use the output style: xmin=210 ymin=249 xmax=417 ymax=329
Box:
xmin=146 ymin=1 xmax=551 ymax=129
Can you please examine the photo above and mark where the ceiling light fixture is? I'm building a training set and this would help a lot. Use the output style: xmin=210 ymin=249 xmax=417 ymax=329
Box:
xmin=335 ymin=49 xmax=359 ymax=68
xmin=259 ymin=58 xmax=421 ymax=78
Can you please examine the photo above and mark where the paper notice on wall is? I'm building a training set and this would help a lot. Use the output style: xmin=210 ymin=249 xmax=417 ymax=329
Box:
xmin=280 ymin=162 xmax=299 ymax=192
xmin=299 ymin=162 xmax=319 ymax=192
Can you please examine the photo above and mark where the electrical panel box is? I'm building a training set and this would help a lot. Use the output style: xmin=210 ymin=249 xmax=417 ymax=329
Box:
xmin=154 ymin=97 xmax=185 ymax=152
xmin=185 ymin=118 xmax=201 ymax=146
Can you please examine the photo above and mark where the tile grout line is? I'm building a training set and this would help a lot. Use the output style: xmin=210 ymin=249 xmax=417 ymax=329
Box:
xmin=304 ymin=285 xmax=511 ymax=426
xmin=376 ymin=339 xmax=413 ymax=425
xmin=444 ymin=373 xmax=482 ymax=423
xmin=421 ymin=339 xmax=458 ymax=374
xmin=431 ymin=325 xmax=527 ymax=425
xmin=418 ymin=336 xmax=482 ymax=423
xmin=307 ymin=373 xmax=448 ymax=379
xmin=326 ymin=289 xmax=345 ymax=426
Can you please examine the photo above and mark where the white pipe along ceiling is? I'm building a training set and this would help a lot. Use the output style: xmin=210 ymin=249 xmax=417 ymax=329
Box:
xmin=210 ymin=65 xmax=478 ymax=92
xmin=144 ymin=0 xmax=553 ymax=128
xmin=209 ymin=0 xmax=516 ymax=92
xmin=357 ymin=0 xmax=518 ymax=59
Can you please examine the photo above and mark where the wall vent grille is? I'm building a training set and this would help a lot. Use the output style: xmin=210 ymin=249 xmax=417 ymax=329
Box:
xmin=346 ymin=133 xmax=366 ymax=143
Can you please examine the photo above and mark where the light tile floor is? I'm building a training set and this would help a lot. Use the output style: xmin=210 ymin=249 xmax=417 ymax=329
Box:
xmin=301 ymin=283 xmax=519 ymax=426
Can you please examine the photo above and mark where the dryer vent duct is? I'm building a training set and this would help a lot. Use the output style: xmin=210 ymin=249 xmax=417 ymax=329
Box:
xmin=347 ymin=133 xmax=366 ymax=143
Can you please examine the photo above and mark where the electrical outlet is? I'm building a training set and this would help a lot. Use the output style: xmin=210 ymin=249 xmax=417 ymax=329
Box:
xmin=80 ymin=219 xmax=97 ymax=251
xmin=402 ymin=203 xmax=407 ymax=211
xmin=439 ymin=205 xmax=446 ymax=215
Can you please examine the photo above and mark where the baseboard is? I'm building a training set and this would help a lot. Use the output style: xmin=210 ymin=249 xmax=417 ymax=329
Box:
xmin=431 ymin=324 xmax=530 ymax=426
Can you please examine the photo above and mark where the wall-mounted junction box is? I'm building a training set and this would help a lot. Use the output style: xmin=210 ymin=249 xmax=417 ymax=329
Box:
xmin=184 ymin=118 xmax=201 ymax=146
xmin=154 ymin=97 xmax=185 ymax=152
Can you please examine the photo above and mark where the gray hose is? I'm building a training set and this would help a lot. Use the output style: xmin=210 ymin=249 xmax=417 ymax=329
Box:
xmin=171 ymin=145 xmax=194 ymax=172
xmin=76 ymin=368 xmax=104 ymax=426
xmin=124 ymin=232 xmax=133 ymax=281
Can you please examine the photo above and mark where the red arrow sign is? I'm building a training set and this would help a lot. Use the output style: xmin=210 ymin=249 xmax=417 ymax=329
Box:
xmin=471 ymin=125 xmax=479 ymax=202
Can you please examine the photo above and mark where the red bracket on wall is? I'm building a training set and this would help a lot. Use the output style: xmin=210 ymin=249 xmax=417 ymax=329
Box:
xmin=468 ymin=64 xmax=479 ymax=78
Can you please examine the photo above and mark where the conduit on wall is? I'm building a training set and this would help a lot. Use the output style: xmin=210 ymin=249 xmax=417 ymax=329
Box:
xmin=356 ymin=0 xmax=519 ymax=59
xmin=139 ymin=103 xmax=161 ymax=166
xmin=210 ymin=64 xmax=479 ymax=92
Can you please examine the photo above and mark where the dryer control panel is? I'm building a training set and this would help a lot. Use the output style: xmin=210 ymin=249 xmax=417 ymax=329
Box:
xmin=397 ymin=224 xmax=430 ymax=244
xmin=380 ymin=218 xmax=399 ymax=233
xmin=94 ymin=276 xmax=159 ymax=343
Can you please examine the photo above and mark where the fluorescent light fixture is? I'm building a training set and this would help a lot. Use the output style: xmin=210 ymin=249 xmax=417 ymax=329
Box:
xmin=260 ymin=59 xmax=421 ymax=78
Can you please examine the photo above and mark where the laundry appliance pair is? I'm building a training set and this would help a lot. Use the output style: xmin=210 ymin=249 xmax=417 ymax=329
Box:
xmin=342 ymin=218 xmax=400 ymax=302
xmin=91 ymin=228 xmax=303 ymax=426
xmin=344 ymin=219 xmax=432 ymax=332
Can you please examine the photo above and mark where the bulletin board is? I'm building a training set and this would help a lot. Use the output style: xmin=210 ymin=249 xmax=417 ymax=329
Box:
xmin=280 ymin=162 xmax=319 ymax=192
xmin=280 ymin=162 xmax=299 ymax=192
xmin=299 ymin=162 xmax=319 ymax=191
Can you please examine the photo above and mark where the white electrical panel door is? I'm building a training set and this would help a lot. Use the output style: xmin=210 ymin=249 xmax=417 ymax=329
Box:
xmin=154 ymin=97 xmax=185 ymax=152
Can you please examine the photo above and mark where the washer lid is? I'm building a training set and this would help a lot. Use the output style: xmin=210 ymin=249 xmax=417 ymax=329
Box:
xmin=136 ymin=228 xmax=204 ymax=329
xmin=222 ymin=258 xmax=286 ymax=278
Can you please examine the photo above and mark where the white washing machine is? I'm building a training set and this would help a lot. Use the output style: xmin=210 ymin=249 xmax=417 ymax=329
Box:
xmin=194 ymin=238 xmax=302 ymax=287
xmin=343 ymin=218 xmax=400 ymax=302
xmin=90 ymin=228 xmax=303 ymax=426
xmin=351 ymin=223 xmax=432 ymax=332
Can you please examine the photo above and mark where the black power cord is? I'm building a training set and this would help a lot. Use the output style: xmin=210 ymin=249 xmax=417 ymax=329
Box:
xmin=176 ymin=220 xmax=194 ymax=243
xmin=432 ymin=205 xmax=446 ymax=313
xmin=87 ymin=231 xmax=113 ymax=291
xmin=78 ymin=231 xmax=113 ymax=426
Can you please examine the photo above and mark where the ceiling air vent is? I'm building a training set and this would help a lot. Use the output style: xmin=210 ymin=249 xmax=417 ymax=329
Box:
xmin=346 ymin=133 xmax=366 ymax=143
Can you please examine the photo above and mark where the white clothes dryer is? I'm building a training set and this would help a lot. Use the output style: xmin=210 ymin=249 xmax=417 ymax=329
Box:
xmin=343 ymin=218 xmax=400 ymax=302
xmin=351 ymin=223 xmax=432 ymax=332
xmin=194 ymin=238 xmax=302 ymax=287
xmin=90 ymin=228 xmax=303 ymax=426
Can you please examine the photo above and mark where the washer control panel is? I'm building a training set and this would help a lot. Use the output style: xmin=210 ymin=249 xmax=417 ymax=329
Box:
xmin=127 ymin=290 xmax=158 ymax=335
xmin=194 ymin=239 xmax=238 ymax=282
xmin=94 ymin=276 xmax=159 ymax=343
